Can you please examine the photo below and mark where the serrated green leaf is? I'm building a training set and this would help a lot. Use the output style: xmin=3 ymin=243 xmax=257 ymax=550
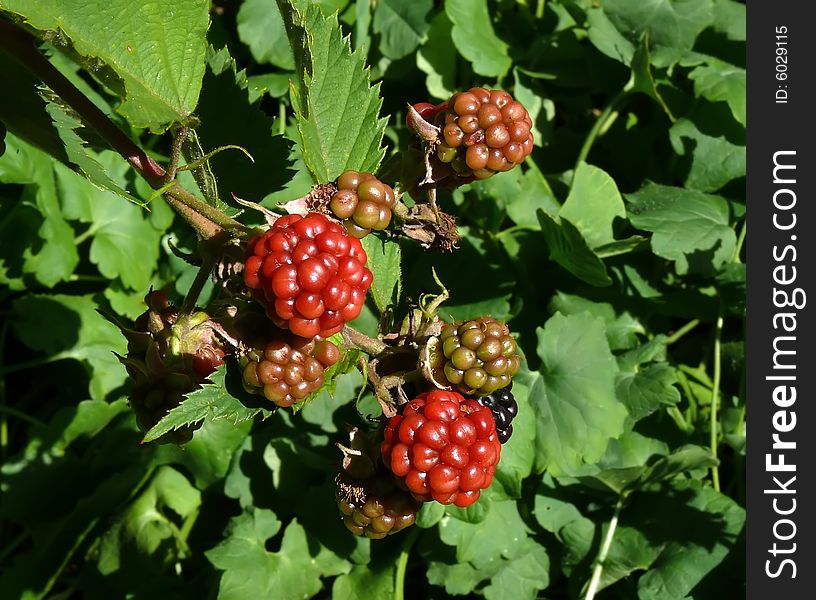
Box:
xmin=332 ymin=563 xmax=396 ymax=600
xmin=206 ymin=513 xmax=348 ymax=600
xmin=0 ymin=0 xmax=209 ymax=131
xmin=283 ymin=2 xmax=386 ymax=182
xmin=237 ymin=0 xmax=295 ymax=70
xmin=55 ymin=158 xmax=161 ymax=290
xmin=445 ymin=0 xmax=511 ymax=78
xmin=483 ymin=539 xmax=549 ymax=600
xmin=635 ymin=481 xmax=745 ymax=599
xmin=416 ymin=11 xmax=456 ymax=101
xmin=537 ymin=209 xmax=612 ymax=287
xmin=11 ymin=294 xmax=127 ymax=400
xmin=712 ymin=0 xmax=745 ymax=41
xmin=688 ymin=59 xmax=745 ymax=125
xmin=361 ymin=235 xmax=401 ymax=314
xmin=527 ymin=312 xmax=627 ymax=476
xmin=627 ymin=183 xmax=737 ymax=275
xmin=533 ymin=492 xmax=584 ymax=534
xmin=640 ymin=445 xmax=718 ymax=487
xmin=602 ymin=0 xmax=715 ymax=67
xmin=549 ymin=292 xmax=645 ymax=351
xmin=560 ymin=163 xmax=626 ymax=249
xmin=373 ymin=0 xmax=433 ymax=60
xmin=0 ymin=133 xmax=78 ymax=288
xmin=587 ymin=6 xmax=636 ymax=65
xmin=669 ymin=118 xmax=745 ymax=192
xmin=142 ymin=367 xmax=274 ymax=443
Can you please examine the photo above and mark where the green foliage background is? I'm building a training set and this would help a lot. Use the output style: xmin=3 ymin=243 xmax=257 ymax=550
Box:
xmin=0 ymin=0 xmax=746 ymax=598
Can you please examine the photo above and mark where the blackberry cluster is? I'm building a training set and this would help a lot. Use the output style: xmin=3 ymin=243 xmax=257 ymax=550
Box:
xmin=241 ymin=335 xmax=340 ymax=407
xmin=122 ymin=291 xmax=225 ymax=444
xmin=477 ymin=385 xmax=518 ymax=444
xmin=335 ymin=473 xmax=421 ymax=539
xmin=243 ymin=212 xmax=373 ymax=338
xmin=435 ymin=87 xmax=534 ymax=180
xmin=328 ymin=170 xmax=397 ymax=238
xmin=381 ymin=390 xmax=502 ymax=507
xmin=429 ymin=317 xmax=521 ymax=396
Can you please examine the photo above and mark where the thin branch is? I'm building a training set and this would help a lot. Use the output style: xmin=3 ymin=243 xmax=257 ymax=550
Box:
xmin=584 ymin=495 xmax=626 ymax=600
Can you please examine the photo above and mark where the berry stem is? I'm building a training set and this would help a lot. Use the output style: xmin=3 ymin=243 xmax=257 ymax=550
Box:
xmin=342 ymin=326 xmax=388 ymax=355
xmin=584 ymin=494 xmax=626 ymax=600
xmin=394 ymin=527 xmax=419 ymax=600
xmin=709 ymin=312 xmax=724 ymax=492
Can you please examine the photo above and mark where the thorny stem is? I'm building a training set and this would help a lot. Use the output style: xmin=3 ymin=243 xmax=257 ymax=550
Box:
xmin=0 ymin=21 xmax=250 ymax=240
xmin=584 ymin=494 xmax=626 ymax=600
xmin=394 ymin=528 xmax=420 ymax=600
xmin=165 ymin=126 xmax=190 ymax=182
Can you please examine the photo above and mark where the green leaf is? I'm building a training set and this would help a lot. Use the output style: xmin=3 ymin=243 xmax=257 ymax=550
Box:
xmin=587 ymin=6 xmax=636 ymax=65
xmin=332 ymin=564 xmax=396 ymax=600
xmin=635 ymin=481 xmax=745 ymax=599
xmin=0 ymin=133 xmax=78 ymax=288
xmin=416 ymin=12 xmax=456 ymax=101
xmin=237 ymin=0 xmax=295 ymax=70
xmin=629 ymin=38 xmax=675 ymax=119
xmin=55 ymin=158 xmax=161 ymax=291
xmin=482 ymin=539 xmax=550 ymax=600
xmin=602 ymin=0 xmax=715 ymax=67
xmin=445 ymin=0 xmax=512 ymax=78
xmin=96 ymin=466 xmax=201 ymax=574
xmin=527 ymin=312 xmax=627 ymax=476
xmin=11 ymin=294 xmax=127 ymax=400
xmin=44 ymin=101 xmax=142 ymax=204
xmin=373 ymin=0 xmax=433 ymax=60
xmin=549 ymin=292 xmax=645 ymax=351
xmin=640 ymin=445 xmax=718 ymax=487
xmin=361 ymin=235 xmax=401 ymax=314
xmin=560 ymin=163 xmax=626 ymax=249
xmin=284 ymin=2 xmax=387 ymax=182
xmin=688 ymin=59 xmax=746 ymax=126
xmin=206 ymin=513 xmax=348 ymax=600
xmin=142 ymin=367 xmax=274 ymax=443
xmin=537 ymin=209 xmax=612 ymax=287
xmin=195 ymin=47 xmax=295 ymax=206
xmin=669 ymin=118 xmax=745 ymax=192
xmin=712 ymin=0 xmax=745 ymax=41
xmin=627 ymin=183 xmax=737 ymax=275
xmin=0 ymin=0 xmax=210 ymax=131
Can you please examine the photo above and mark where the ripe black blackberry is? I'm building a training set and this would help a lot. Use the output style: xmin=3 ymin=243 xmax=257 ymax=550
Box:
xmin=477 ymin=385 xmax=518 ymax=444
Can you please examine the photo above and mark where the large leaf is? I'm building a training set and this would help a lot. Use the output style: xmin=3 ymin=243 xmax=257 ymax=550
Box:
xmin=445 ymin=0 xmax=511 ymax=78
xmin=0 ymin=0 xmax=210 ymax=131
xmin=11 ymin=294 xmax=127 ymax=401
xmin=527 ymin=312 xmax=627 ymax=476
xmin=560 ymin=163 xmax=626 ymax=249
xmin=282 ymin=1 xmax=386 ymax=183
xmin=627 ymin=183 xmax=736 ymax=275
xmin=373 ymin=0 xmax=433 ymax=60
xmin=602 ymin=0 xmax=715 ymax=67
xmin=688 ymin=58 xmax=746 ymax=126
xmin=537 ymin=209 xmax=612 ymax=287
xmin=206 ymin=512 xmax=349 ymax=600
xmin=669 ymin=118 xmax=745 ymax=192
xmin=237 ymin=0 xmax=295 ymax=70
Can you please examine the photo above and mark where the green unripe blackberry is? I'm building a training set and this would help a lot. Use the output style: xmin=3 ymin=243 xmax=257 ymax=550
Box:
xmin=429 ymin=317 xmax=520 ymax=396
xmin=327 ymin=170 xmax=397 ymax=239
xmin=240 ymin=334 xmax=341 ymax=407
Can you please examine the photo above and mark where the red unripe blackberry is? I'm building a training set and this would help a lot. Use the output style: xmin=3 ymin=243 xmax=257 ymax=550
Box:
xmin=429 ymin=317 xmax=521 ymax=396
xmin=243 ymin=213 xmax=373 ymax=338
xmin=241 ymin=335 xmax=340 ymax=407
xmin=437 ymin=87 xmax=533 ymax=179
xmin=380 ymin=390 xmax=502 ymax=507
xmin=326 ymin=171 xmax=397 ymax=239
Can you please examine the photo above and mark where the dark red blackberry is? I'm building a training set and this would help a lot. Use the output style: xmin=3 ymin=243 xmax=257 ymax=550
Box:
xmin=435 ymin=87 xmax=534 ymax=180
xmin=335 ymin=473 xmax=421 ymax=539
xmin=477 ymin=385 xmax=517 ymax=444
xmin=240 ymin=334 xmax=341 ymax=407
